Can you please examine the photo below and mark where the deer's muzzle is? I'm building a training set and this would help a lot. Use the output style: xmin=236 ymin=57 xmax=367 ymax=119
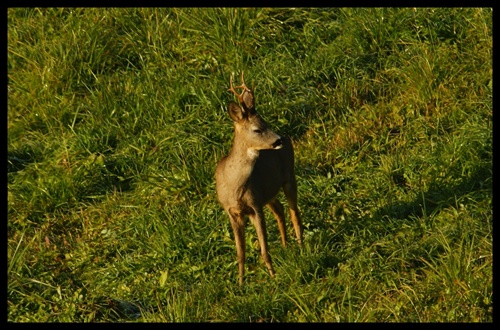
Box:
xmin=272 ymin=137 xmax=284 ymax=149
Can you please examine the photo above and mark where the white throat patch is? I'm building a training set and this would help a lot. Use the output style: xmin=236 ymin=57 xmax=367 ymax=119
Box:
xmin=247 ymin=148 xmax=259 ymax=159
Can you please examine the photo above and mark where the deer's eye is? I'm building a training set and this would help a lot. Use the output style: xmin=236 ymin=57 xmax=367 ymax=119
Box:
xmin=253 ymin=129 xmax=263 ymax=134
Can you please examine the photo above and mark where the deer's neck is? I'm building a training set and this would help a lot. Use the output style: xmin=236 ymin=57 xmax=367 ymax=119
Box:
xmin=225 ymin=141 xmax=259 ymax=187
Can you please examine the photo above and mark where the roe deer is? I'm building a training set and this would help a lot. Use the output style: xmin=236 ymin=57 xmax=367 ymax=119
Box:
xmin=215 ymin=72 xmax=303 ymax=285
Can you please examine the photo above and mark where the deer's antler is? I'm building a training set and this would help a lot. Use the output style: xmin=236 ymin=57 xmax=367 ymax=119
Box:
xmin=228 ymin=71 xmax=255 ymax=111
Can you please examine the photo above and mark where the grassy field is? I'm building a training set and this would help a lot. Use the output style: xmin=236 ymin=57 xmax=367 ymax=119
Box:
xmin=8 ymin=8 xmax=492 ymax=322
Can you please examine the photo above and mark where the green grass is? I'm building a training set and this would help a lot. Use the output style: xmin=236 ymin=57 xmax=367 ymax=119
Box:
xmin=8 ymin=8 xmax=492 ymax=322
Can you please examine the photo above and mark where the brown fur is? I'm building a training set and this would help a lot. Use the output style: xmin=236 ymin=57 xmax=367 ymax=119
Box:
xmin=215 ymin=72 xmax=303 ymax=285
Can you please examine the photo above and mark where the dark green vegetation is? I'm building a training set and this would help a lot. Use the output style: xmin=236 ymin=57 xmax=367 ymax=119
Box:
xmin=8 ymin=8 xmax=492 ymax=322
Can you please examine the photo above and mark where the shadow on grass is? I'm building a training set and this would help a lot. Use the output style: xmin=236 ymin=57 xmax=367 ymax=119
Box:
xmin=373 ymin=160 xmax=492 ymax=222
xmin=7 ymin=145 xmax=44 ymax=174
xmin=278 ymin=100 xmax=315 ymax=140
xmin=295 ymin=158 xmax=491 ymax=284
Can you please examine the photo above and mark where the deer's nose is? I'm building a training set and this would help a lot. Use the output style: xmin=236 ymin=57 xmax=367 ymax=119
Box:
xmin=272 ymin=137 xmax=283 ymax=149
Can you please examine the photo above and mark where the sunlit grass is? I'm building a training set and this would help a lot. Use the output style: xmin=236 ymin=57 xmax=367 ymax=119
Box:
xmin=8 ymin=8 xmax=491 ymax=322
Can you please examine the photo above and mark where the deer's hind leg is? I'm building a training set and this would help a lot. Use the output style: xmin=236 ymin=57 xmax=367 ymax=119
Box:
xmin=283 ymin=180 xmax=303 ymax=245
xmin=267 ymin=198 xmax=287 ymax=247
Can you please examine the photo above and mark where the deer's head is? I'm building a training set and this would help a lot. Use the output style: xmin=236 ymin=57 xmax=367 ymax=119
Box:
xmin=227 ymin=72 xmax=283 ymax=152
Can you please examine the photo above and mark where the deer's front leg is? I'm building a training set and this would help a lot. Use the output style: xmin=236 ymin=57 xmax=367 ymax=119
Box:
xmin=249 ymin=209 xmax=275 ymax=278
xmin=228 ymin=208 xmax=246 ymax=285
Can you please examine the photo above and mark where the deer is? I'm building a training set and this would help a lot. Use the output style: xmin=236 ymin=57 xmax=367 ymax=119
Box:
xmin=215 ymin=71 xmax=303 ymax=285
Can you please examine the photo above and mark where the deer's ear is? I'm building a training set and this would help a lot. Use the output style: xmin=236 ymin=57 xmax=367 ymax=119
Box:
xmin=228 ymin=101 xmax=246 ymax=122
xmin=240 ymin=88 xmax=255 ymax=114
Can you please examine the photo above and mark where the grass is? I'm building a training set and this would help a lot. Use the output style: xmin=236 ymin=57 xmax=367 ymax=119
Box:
xmin=8 ymin=8 xmax=492 ymax=322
